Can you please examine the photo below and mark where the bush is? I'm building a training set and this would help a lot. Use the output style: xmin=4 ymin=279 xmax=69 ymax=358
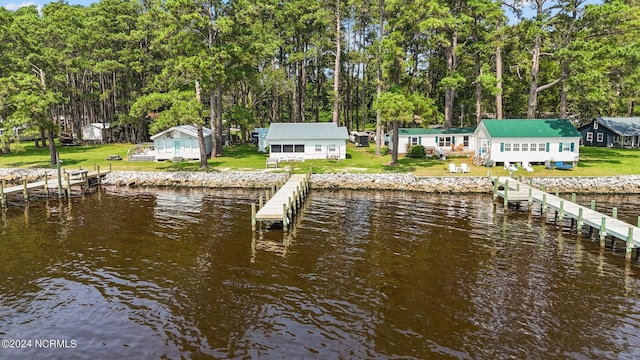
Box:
xmin=407 ymin=145 xmax=426 ymax=158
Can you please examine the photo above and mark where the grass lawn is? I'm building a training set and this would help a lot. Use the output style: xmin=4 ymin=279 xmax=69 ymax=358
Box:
xmin=0 ymin=140 xmax=638 ymax=177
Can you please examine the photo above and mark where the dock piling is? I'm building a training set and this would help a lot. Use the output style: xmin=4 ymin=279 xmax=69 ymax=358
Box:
xmin=1 ymin=180 xmax=5 ymax=208
xmin=626 ymin=227 xmax=634 ymax=260
xmin=23 ymin=179 xmax=28 ymax=202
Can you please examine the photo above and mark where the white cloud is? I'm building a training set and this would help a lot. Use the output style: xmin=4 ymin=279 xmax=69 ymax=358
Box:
xmin=3 ymin=2 xmax=37 ymax=10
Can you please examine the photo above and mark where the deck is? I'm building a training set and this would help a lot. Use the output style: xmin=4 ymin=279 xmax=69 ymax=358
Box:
xmin=494 ymin=176 xmax=640 ymax=254
xmin=253 ymin=173 xmax=310 ymax=230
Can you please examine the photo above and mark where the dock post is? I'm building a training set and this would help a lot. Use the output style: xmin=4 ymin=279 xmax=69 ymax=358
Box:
xmin=259 ymin=195 xmax=263 ymax=209
xmin=542 ymin=194 xmax=547 ymax=214
xmin=265 ymin=189 xmax=270 ymax=202
xmin=282 ymin=203 xmax=288 ymax=231
xmin=577 ymin=208 xmax=583 ymax=232
xmin=0 ymin=180 xmax=5 ymax=208
xmin=84 ymin=172 xmax=89 ymax=194
xmin=555 ymin=187 xmax=559 ymax=197
xmin=44 ymin=175 xmax=49 ymax=197
xmin=251 ymin=203 xmax=256 ymax=231
xmin=559 ymin=201 xmax=564 ymax=223
xmin=600 ymin=217 xmax=607 ymax=247
xmin=591 ymin=200 xmax=596 ymax=211
xmin=503 ymin=180 xmax=509 ymax=208
xmin=97 ymin=166 xmax=101 ymax=186
xmin=23 ymin=178 xmax=28 ymax=202
xmin=65 ymin=173 xmax=71 ymax=198
xmin=612 ymin=207 xmax=618 ymax=219
xmin=528 ymin=188 xmax=532 ymax=206
xmin=626 ymin=227 xmax=634 ymax=260
xmin=571 ymin=193 xmax=576 ymax=202
xmin=516 ymin=182 xmax=520 ymax=191
xmin=492 ymin=178 xmax=498 ymax=200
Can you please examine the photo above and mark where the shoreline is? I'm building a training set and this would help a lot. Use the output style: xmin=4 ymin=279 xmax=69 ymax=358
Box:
xmin=1 ymin=168 xmax=640 ymax=194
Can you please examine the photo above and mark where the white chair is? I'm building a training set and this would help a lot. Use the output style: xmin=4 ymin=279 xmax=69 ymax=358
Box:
xmin=522 ymin=161 xmax=534 ymax=172
xmin=449 ymin=163 xmax=460 ymax=173
xmin=460 ymin=162 xmax=470 ymax=173
xmin=504 ymin=161 xmax=518 ymax=171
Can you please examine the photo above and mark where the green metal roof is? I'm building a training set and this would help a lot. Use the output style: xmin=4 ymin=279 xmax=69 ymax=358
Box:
xmin=480 ymin=119 xmax=581 ymax=138
xmin=265 ymin=122 xmax=348 ymax=141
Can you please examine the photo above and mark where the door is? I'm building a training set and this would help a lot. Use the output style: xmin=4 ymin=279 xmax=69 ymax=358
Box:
xmin=173 ymin=140 xmax=182 ymax=155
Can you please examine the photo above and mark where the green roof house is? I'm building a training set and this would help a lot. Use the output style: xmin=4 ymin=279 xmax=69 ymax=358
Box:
xmin=473 ymin=119 xmax=581 ymax=166
xmin=265 ymin=122 xmax=349 ymax=161
xmin=388 ymin=127 xmax=476 ymax=155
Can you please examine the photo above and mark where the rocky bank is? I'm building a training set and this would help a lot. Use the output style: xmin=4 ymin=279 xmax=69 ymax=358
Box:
xmin=2 ymin=168 xmax=640 ymax=194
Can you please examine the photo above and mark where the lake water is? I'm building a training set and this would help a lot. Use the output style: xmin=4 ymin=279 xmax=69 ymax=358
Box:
xmin=1 ymin=188 xmax=640 ymax=359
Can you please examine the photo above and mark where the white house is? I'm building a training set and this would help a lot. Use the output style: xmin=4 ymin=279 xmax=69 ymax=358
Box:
xmin=150 ymin=125 xmax=212 ymax=161
xmin=473 ymin=119 xmax=581 ymax=166
xmin=82 ymin=123 xmax=111 ymax=142
xmin=388 ymin=127 xmax=476 ymax=155
xmin=265 ymin=122 xmax=349 ymax=161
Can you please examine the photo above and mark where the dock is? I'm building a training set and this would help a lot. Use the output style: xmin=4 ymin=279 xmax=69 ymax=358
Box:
xmin=251 ymin=171 xmax=311 ymax=231
xmin=493 ymin=176 xmax=640 ymax=259
xmin=1 ymin=167 xmax=110 ymax=207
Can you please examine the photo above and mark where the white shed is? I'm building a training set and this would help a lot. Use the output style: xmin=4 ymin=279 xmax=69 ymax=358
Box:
xmin=150 ymin=125 xmax=212 ymax=161
xmin=389 ymin=127 xmax=476 ymax=155
xmin=265 ymin=122 xmax=349 ymax=161
xmin=82 ymin=123 xmax=110 ymax=142
xmin=473 ymin=119 xmax=581 ymax=166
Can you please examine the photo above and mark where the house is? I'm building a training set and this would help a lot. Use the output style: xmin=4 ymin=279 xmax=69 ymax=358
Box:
xmin=473 ymin=119 xmax=581 ymax=166
xmin=388 ymin=127 xmax=476 ymax=155
xmin=81 ymin=123 xmax=111 ymax=142
xmin=265 ymin=122 xmax=349 ymax=161
xmin=150 ymin=125 xmax=212 ymax=161
xmin=577 ymin=117 xmax=640 ymax=148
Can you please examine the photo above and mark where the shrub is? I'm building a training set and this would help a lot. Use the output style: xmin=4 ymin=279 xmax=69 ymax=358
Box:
xmin=407 ymin=145 xmax=426 ymax=158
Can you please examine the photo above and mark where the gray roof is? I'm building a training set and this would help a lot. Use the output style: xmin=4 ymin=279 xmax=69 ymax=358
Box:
xmin=266 ymin=123 xmax=348 ymax=141
xmin=150 ymin=124 xmax=211 ymax=140
xmin=597 ymin=117 xmax=640 ymax=136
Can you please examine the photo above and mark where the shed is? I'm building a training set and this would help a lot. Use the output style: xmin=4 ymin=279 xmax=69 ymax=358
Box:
xmin=265 ymin=122 xmax=349 ymax=161
xmin=251 ymin=128 xmax=269 ymax=152
xmin=150 ymin=125 xmax=212 ymax=161
xmin=577 ymin=117 xmax=640 ymax=148
xmin=81 ymin=123 xmax=110 ymax=142
xmin=473 ymin=119 xmax=581 ymax=166
xmin=388 ymin=127 xmax=476 ymax=155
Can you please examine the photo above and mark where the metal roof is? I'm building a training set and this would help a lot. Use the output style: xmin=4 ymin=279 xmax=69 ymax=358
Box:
xmin=150 ymin=125 xmax=211 ymax=140
xmin=597 ymin=117 xmax=640 ymax=136
xmin=479 ymin=119 xmax=581 ymax=138
xmin=265 ymin=122 xmax=348 ymax=141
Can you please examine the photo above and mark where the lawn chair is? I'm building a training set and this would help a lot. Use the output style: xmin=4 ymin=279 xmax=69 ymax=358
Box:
xmin=459 ymin=162 xmax=470 ymax=173
xmin=449 ymin=163 xmax=460 ymax=173
xmin=522 ymin=161 xmax=534 ymax=172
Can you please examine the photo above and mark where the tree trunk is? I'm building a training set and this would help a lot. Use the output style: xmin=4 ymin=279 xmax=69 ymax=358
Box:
xmin=475 ymin=55 xmax=482 ymax=124
xmin=495 ymin=22 xmax=503 ymax=120
xmin=559 ymin=80 xmax=568 ymax=119
xmin=526 ymin=34 xmax=542 ymax=119
xmin=391 ymin=120 xmax=399 ymax=165
xmin=195 ymin=80 xmax=208 ymax=169
xmin=332 ymin=0 xmax=341 ymax=125
xmin=48 ymin=129 xmax=57 ymax=165
xmin=444 ymin=30 xmax=458 ymax=128
xmin=375 ymin=0 xmax=384 ymax=156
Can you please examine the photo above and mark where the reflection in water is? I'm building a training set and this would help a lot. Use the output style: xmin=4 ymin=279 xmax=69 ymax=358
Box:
xmin=0 ymin=189 xmax=640 ymax=359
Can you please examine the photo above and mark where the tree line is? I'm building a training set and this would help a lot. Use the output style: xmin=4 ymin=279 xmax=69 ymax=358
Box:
xmin=0 ymin=0 xmax=638 ymax=166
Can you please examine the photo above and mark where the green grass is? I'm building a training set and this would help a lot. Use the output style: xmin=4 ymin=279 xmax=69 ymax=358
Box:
xmin=1 ymin=141 xmax=639 ymax=177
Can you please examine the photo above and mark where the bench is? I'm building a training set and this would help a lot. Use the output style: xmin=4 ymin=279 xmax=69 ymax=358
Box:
xmin=266 ymin=158 xmax=278 ymax=168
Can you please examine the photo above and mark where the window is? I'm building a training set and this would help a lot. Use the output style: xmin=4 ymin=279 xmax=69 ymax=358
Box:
xmin=562 ymin=143 xmax=571 ymax=152
xmin=271 ymin=144 xmax=282 ymax=153
xmin=594 ymin=121 xmax=598 ymax=130
xmin=512 ymin=143 xmax=520 ymax=152
xmin=463 ymin=136 xmax=469 ymax=147
xmin=294 ymin=144 xmax=304 ymax=153
xmin=586 ymin=132 xmax=593 ymax=142
xmin=538 ymin=143 xmax=546 ymax=151
xmin=283 ymin=145 xmax=294 ymax=152
xmin=522 ymin=143 xmax=528 ymax=152
xmin=328 ymin=144 xmax=337 ymax=152
xmin=438 ymin=136 xmax=452 ymax=147
xmin=504 ymin=143 xmax=512 ymax=151
xmin=597 ymin=133 xmax=604 ymax=142
xmin=410 ymin=137 xmax=419 ymax=146
xmin=315 ymin=144 xmax=322 ymax=152
xmin=530 ymin=143 xmax=537 ymax=151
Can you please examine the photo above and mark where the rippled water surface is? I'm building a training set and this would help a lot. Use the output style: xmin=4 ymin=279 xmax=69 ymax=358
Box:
xmin=1 ymin=188 xmax=640 ymax=359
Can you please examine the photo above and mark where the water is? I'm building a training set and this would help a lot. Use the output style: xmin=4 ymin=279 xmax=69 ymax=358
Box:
xmin=1 ymin=188 xmax=640 ymax=359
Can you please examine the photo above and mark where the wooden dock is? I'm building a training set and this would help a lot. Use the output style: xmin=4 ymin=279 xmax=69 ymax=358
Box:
xmin=251 ymin=171 xmax=311 ymax=231
xmin=1 ymin=168 xmax=110 ymax=207
xmin=493 ymin=176 xmax=640 ymax=259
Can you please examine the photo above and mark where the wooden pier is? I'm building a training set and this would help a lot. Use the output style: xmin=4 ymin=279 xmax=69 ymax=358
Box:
xmin=251 ymin=170 xmax=311 ymax=231
xmin=493 ymin=176 xmax=640 ymax=259
xmin=1 ymin=167 xmax=110 ymax=207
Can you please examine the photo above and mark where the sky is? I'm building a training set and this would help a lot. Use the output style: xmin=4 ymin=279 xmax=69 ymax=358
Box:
xmin=0 ymin=0 xmax=94 ymax=11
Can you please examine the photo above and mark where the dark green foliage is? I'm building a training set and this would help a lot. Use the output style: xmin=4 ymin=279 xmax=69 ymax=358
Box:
xmin=406 ymin=145 xmax=426 ymax=158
